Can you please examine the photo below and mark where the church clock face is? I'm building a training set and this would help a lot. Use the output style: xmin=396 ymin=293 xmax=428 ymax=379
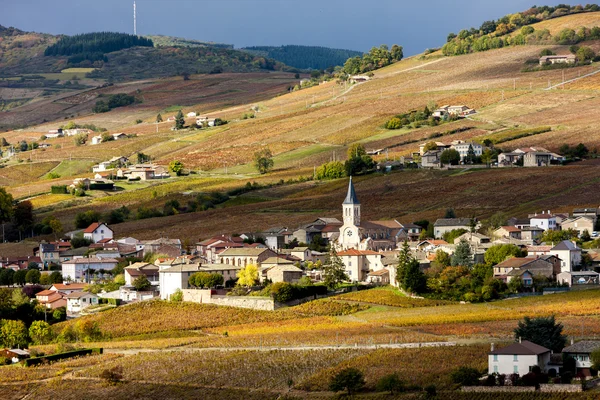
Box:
xmin=346 ymin=229 xmax=353 ymax=237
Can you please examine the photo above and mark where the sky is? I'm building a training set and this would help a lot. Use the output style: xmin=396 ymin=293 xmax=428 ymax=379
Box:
xmin=0 ymin=0 xmax=585 ymax=55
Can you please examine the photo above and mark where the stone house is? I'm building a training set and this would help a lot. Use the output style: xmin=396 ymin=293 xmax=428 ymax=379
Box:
xmin=433 ymin=218 xmax=473 ymax=239
xmin=560 ymin=216 xmax=595 ymax=237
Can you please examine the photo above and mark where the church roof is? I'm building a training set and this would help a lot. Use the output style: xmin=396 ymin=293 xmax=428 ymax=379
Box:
xmin=343 ymin=177 xmax=360 ymax=205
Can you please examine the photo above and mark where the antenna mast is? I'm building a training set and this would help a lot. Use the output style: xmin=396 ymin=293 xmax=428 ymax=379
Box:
xmin=133 ymin=1 xmax=137 ymax=35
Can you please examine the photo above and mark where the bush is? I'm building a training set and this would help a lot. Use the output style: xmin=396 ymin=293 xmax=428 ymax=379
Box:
xmin=51 ymin=185 xmax=68 ymax=194
xmin=329 ymin=367 xmax=365 ymax=395
xmin=451 ymin=366 xmax=481 ymax=386
xmin=271 ymin=282 xmax=295 ymax=303
xmin=376 ymin=373 xmax=405 ymax=393
xmin=100 ymin=366 xmax=124 ymax=385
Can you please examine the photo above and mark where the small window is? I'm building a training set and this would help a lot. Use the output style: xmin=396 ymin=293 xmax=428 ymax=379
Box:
xmin=514 ymin=365 xmax=518 ymax=373
xmin=493 ymin=355 xmax=498 ymax=361
xmin=513 ymin=355 xmax=518 ymax=362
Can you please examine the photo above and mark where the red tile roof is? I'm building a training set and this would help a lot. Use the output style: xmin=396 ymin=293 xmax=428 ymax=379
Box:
xmin=338 ymin=249 xmax=381 ymax=256
xmin=500 ymin=226 xmax=521 ymax=233
xmin=84 ymin=222 xmax=101 ymax=233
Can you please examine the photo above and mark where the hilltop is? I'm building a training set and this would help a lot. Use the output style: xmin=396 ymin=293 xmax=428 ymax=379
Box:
xmin=241 ymin=45 xmax=363 ymax=70
xmin=145 ymin=34 xmax=233 ymax=49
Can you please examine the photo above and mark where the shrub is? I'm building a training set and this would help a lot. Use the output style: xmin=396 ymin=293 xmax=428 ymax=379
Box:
xmin=271 ymin=282 xmax=295 ymax=303
xmin=329 ymin=367 xmax=365 ymax=395
xmin=376 ymin=373 xmax=405 ymax=393
xmin=51 ymin=185 xmax=68 ymax=194
xmin=451 ymin=366 xmax=481 ymax=386
xmin=100 ymin=366 xmax=124 ymax=385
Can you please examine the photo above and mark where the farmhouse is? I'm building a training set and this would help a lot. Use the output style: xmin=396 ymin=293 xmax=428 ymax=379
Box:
xmin=49 ymin=283 xmax=87 ymax=295
xmin=451 ymin=140 xmax=483 ymax=162
xmin=83 ymin=222 xmax=113 ymax=243
xmin=432 ymin=105 xmax=476 ymax=118
xmin=493 ymin=257 xmax=555 ymax=282
xmin=218 ymin=247 xmax=277 ymax=267
xmin=488 ymin=340 xmax=551 ymax=376
xmin=560 ymin=216 xmax=595 ymax=237
xmin=338 ymin=248 xmax=384 ymax=283
xmin=264 ymin=263 xmax=303 ymax=283
xmin=124 ymin=262 xmax=160 ymax=286
xmin=66 ymin=291 xmax=99 ymax=315
xmin=90 ymin=135 xmax=102 ymax=145
xmin=112 ymin=133 xmax=127 ymax=140
xmin=562 ymin=341 xmax=600 ymax=376
xmin=35 ymin=290 xmax=67 ymax=310
xmin=539 ymin=54 xmax=576 ymax=65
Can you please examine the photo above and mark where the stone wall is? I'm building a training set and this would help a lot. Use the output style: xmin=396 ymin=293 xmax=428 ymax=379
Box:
xmin=182 ymin=289 xmax=276 ymax=311
xmin=539 ymin=384 xmax=582 ymax=393
xmin=461 ymin=386 xmax=534 ymax=393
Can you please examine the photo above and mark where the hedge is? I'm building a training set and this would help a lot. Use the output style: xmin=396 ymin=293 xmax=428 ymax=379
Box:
xmin=50 ymin=185 xmax=68 ymax=194
xmin=24 ymin=348 xmax=102 ymax=367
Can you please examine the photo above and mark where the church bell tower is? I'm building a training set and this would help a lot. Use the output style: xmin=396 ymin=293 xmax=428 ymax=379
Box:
xmin=342 ymin=176 xmax=360 ymax=227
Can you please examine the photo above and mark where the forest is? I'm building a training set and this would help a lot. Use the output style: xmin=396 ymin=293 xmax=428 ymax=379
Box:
xmin=241 ymin=45 xmax=362 ymax=70
xmin=44 ymin=32 xmax=154 ymax=60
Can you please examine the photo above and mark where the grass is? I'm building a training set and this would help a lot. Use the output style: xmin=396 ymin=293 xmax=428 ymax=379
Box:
xmin=29 ymin=193 xmax=74 ymax=208
xmin=42 ymin=160 xmax=96 ymax=179
xmin=335 ymin=286 xmax=453 ymax=308
xmin=60 ymin=68 xmax=96 ymax=73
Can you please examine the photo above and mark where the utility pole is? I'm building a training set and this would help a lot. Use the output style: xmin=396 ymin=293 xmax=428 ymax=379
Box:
xmin=133 ymin=1 xmax=137 ymax=35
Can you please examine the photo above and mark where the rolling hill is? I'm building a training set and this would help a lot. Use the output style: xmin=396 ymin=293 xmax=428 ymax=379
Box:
xmin=241 ymin=45 xmax=363 ymax=70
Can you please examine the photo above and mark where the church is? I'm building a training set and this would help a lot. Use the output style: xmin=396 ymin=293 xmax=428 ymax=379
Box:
xmin=336 ymin=177 xmax=411 ymax=284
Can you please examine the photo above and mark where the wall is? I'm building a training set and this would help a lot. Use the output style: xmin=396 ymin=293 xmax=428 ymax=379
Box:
xmin=182 ymin=289 xmax=277 ymax=311
xmin=462 ymin=385 xmax=583 ymax=393
xmin=539 ymin=384 xmax=582 ymax=393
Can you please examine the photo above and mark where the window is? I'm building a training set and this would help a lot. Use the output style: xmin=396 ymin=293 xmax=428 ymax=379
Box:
xmin=493 ymin=355 xmax=498 ymax=362
xmin=514 ymin=365 xmax=518 ymax=373
xmin=513 ymin=355 xmax=518 ymax=362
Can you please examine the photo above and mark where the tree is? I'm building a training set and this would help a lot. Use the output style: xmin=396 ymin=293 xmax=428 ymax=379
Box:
xmin=440 ymin=149 xmax=461 ymax=165
xmin=49 ymin=271 xmax=63 ymax=284
xmin=451 ymin=366 xmax=481 ymax=386
xmin=236 ymin=264 xmax=259 ymax=287
xmin=465 ymin=144 xmax=477 ymax=164
xmin=484 ymin=244 xmax=522 ymax=266
xmin=156 ymin=113 xmax=163 ymax=123
xmin=271 ymin=282 xmax=295 ymax=303
xmin=315 ymin=161 xmax=345 ymax=180
xmin=171 ymin=288 xmax=183 ymax=302
xmin=435 ymin=249 xmax=452 ymax=268
xmin=29 ymin=321 xmax=53 ymax=345
xmin=174 ymin=110 xmax=185 ymax=130
xmin=444 ymin=208 xmax=456 ymax=219
xmin=576 ymin=46 xmax=595 ymax=63
xmin=323 ymin=247 xmax=349 ymax=289
xmin=345 ymin=144 xmax=374 ymax=176
xmin=169 ymin=160 xmax=184 ymax=176
xmin=74 ymin=133 xmax=87 ymax=146
xmin=423 ymin=142 xmax=438 ymax=153
xmin=13 ymin=270 xmax=26 ymax=286
xmin=0 ymin=188 xmax=14 ymax=231
xmin=133 ymin=275 xmax=152 ymax=291
xmin=451 ymin=240 xmax=472 ymax=268
xmin=591 ymin=348 xmax=600 ymax=370
xmin=137 ymin=152 xmax=150 ymax=164
xmin=44 ymin=216 xmax=62 ymax=240
xmin=74 ymin=210 xmax=101 ymax=229
xmin=376 ymin=373 xmax=404 ymax=394
xmin=514 ymin=316 xmax=566 ymax=352
xmin=0 ymin=268 xmax=14 ymax=286
xmin=101 ymin=132 xmax=114 ymax=143
xmin=25 ymin=269 xmax=41 ymax=284
xmin=253 ymin=148 xmax=274 ymax=174
xmin=13 ymin=201 xmax=33 ymax=240
xmin=0 ymin=319 xmax=28 ymax=348
xmin=402 ymin=258 xmax=426 ymax=294
xmin=329 ymin=368 xmax=365 ymax=395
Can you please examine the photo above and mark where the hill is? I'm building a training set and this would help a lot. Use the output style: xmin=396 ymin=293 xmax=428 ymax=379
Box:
xmin=241 ymin=45 xmax=363 ymax=70
xmin=145 ymin=34 xmax=233 ymax=49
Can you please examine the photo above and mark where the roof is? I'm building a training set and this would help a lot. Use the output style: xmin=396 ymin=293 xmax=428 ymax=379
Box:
xmin=338 ymin=249 xmax=381 ymax=256
xmin=418 ymin=240 xmax=448 ymax=246
xmin=563 ymin=341 xmax=600 ymax=354
xmin=367 ymin=269 xmax=389 ymax=277
xmin=527 ymin=245 xmax=553 ymax=253
xmin=51 ymin=283 xmax=87 ymax=290
xmin=495 ymin=257 xmax=536 ymax=269
xmin=498 ymin=226 xmax=521 ymax=233
xmin=558 ymin=271 xmax=600 ymax=276
xmin=267 ymin=265 xmax=303 ymax=273
xmin=490 ymin=340 xmax=550 ymax=355
xmin=552 ymin=240 xmax=579 ymax=251
xmin=368 ymin=220 xmax=402 ymax=229
xmin=83 ymin=222 xmax=102 ymax=233
xmin=200 ymin=263 xmax=242 ymax=271
xmin=36 ymin=290 xmax=57 ymax=297
xmin=343 ymin=177 xmax=360 ymax=205
xmin=262 ymin=257 xmax=295 ymax=265
xmin=66 ymin=291 xmax=96 ymax=299
xmin=160 ymin=264 xmax=204 ymax=273
xmin=434 ymin=218 xmax=472 ymax=227
xmin=218 ymin=248 xmax=271 ymax=257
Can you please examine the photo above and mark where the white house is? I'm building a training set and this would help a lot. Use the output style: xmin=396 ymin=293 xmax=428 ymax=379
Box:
xmin=159 ymin=263 xmax=204 ymax=300
xmin=187 ymin=112 xmax=197 ymax=118
xmin=338 ymin=249 xmax=383 ymax=283
xmin=90 ymin=135 xmax=103 ymax=145
xmin=66 ymin=291 xmax=99 ymax=315
xmin=562 ymin=341 xmax=600 ymax=376
xmin=433 ymin=218 xmax=473 ymax=239
xmin=551 ymin=240 xmax=582 ymax=272
xmin=530 ymin=212 xmax=557 ymax=231
xmin=488 ymin=340 xmax=551 ymax=376
xmin=62 ymin=257 xmax=118 ymax=282
xmin=83 ymin=222 xmax=114 ymax=243
xmin=124 ymin=262 xmax=160 ymax=286
xmin=451 ymin=141 xmax=482 ymax=162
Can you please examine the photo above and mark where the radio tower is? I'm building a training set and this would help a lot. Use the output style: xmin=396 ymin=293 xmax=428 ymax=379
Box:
xmin=133 ymin=1 xmax=137 ymax=35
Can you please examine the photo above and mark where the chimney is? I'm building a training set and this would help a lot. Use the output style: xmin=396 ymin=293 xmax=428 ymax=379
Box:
xmin=491 ymin=343 xmax=495 ymax=352
xmin=519 ymin=337 xmax=522 ymax=343
xmin=571 ymin=338 xmax=574 ymax=345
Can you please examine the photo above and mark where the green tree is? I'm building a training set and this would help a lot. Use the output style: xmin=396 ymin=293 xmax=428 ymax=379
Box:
xmin=13 ymin=269 xmax=27 ymax=286
xmin=0 ymin=319 xmax=28 ymax=348
xmin=13 ymin=201 xmax=33 ymax=240
xmin=440 ymin=149 xmax=461 ymax=165
xmin=253 ymin=147 xmax=274 ymax=174
xmin=0 ymin=269 xmax=14 ymax=286
xmin=576 ymin=46 xmax=595 ymax=62
xmin=0 ymin=188 xmax=14 ymax=231
xmin=49 ymin=271 xmax=63 ymax=284
xmin=484 ymin=244 xmax=522 ymax=266
xmin=329 ymin=367 xmax=365 ymax=395
xmin=323 ymin=247 xmax=349 ymax=289
xmin=133 ymin=275 xmax=152 ymax=291
xmin=29 ymin=321 xmax=53 ymax=345
xmin=451 ymin=366 xmax=480 ymax=386
xmin=345 ymin=144 xmax=374 ymax=176
xmin=514 ymin=316 xmax=566 ymax=352
xmin=435 ymin=249 xmax=452 ymax=268
xmin=465 ymin=144 xmax=477 ymax=164
xmin=156 ymin=113 xmax=163 ymax=123
xmin=444 ymin=208 xmax=456 ymax=219
xmin=451 ymin=240 xmax=472 ymax=268
xmin=591 ymin=348 xmax=600 ymax=370
xmin=423 ymin=142 xmax=438 ymax=153
xmin=74 ymin=133 xmax=87 ymax=146
xmin=315 ymin=161 xmax=345 ymax=180
xmin=171 ymin=288 xmax=183 ymax=302
xmin=74 ymin=210 xmax=101 ymax=229
xmin=25 ymin=269 xmax=41 ymax=284
xmin=271 ymin=282 xmax=295 ymax=303
xmin=402 ymin=258 xmax=426 ymax=294
xmin=174 ymin=110 xmax=185 ymax=130
xmin=236 ymin=264 xmax=259 ymax=287
xmin=169 ymin=160 xmax=184 ymax=176
xmin=396 ymin=241 xmax=412 ymax=285
xmin=376 ymin=373 xmax=404 ymax=394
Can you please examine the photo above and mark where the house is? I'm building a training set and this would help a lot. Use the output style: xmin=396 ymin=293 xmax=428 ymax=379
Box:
xmin=66 ymin=291 xmax=99 ymax=315
xmin=433 ymin=218 xmax=473 ymax=239
xmin=557 ymin=271 xmax=600 ymax=287
xmin=63 ymin=128 xmax=92 ymax=136
xmin=431 ymin=105 xmax=476 ymax=119
xmin=187 ymin=112 xmax=197 ymax=118
xmin=142 ymin=238 xmax=182 ymax=256
xmin=572 ymin=208 xmax=599 ymax=225
xmin=451 ymin=141 xmax=483 ymax=162
xmin=35 ymin=290 xmax=67 ymax=310
xmin=83 ymin=222 xmax=113 ymax=243
xmin=124 ymin=262 xmax=160 ymax=286
xmin=494 ymin=226 xmax=522 ymax=240
xmin=45 ymin=130 xmax=64 ymax=139
xmin=90 ymin=135 xmax=103 ymax=145
xmin=61 ymin=257 xmax=118 ymax=282
xmin=506 ymin=269 xmax=535 ymax=287
xmin=59 ymin=247 xmax=89 ymax=263
xmin=539 ymin=54 xmax=576 ymax=66
xmin=366 ymin=269 xmax=390 ymax=284
xmin=112 ymin=133 xmax=127 ymax=140
xmin=562 ymin=341 xmax=600 ymax=376
xmin=49 ymin=283 xmax=87 ymax=295
xmin=277 ymin=247 xmax=312 ymax=262
xmin=265 ymin=264 xmax=303 ymax=283
xmin=520 ymin=227 xmax=544 ymax=242
xmin=419 ymin=142 xmax=451 ymax=155
xmin=488 ymin=340 xmax=551 ymax=376
xmin=551 ymin=240 xmax=582 ymax=272
xmin=338 ymin=249 xmax=384 ymax=283
xmin=196 ymin=116 xmax=216 ymax=127
xmin=38 ymin=242 xmax=60 ymax=267
xmin=493 ymin=257 xmax=555 ymax=282
xmin=529 ymin=212 xmax=557 ymax=231
xmin=349 ymin=75 xmax=371 ymax=83
xmin=421 ymin=150 xmax=442 ymax=168
xmin=159 ymin=263 xmax=204 ymax=300
xmin=560 ymin=216 xmax=595 ymax=237
xmin=454 ymin=232 xmax=491 ymax=246
xmin=218 ymin=247 xmax=277 ymax=267
xmin=0 ymin=349 xmax=30 ymax=364
xmin=119 ymin=285 xmax=158 ymax=302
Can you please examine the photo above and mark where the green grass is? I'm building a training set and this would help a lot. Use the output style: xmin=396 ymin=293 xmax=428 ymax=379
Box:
xmin=60 ymin=68 xmax=96 ymax=73
xmin=162 ymin=105 xmax=184 ymax=112
xmin=42 ymin=160 xmax=96 ymax=179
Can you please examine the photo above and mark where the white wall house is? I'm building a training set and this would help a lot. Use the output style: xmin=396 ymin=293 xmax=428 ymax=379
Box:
xmin=91 ymin=135 xmax=103 ymax=145
xmin=530 ymin=213 xmax=557 ymax=231
xmin=451 ymin=141 xmax=483 ymax=162
xmin=159 ymin=264 xmax=203 ymax=300
xmin=66 ymin=291 xmax=99 ymax=314
xmin=551 ymin=240 xmax=582 ymax=272
xmin=488 ymin=340 xmax=551 ymax=376
xmin=62 ymin=257 xmax=118 ymax=282
xmin=338 ymin=249 xmax=383 ymax=283
xmin=83 ymin=222 xmax=114 ymax=243
xmin=562 ymin=341 xmax=600 ymax=376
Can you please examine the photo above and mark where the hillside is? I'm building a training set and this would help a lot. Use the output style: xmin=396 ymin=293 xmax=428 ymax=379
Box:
xmin=241 ymin=45 xmax=363 ymax=70
xmin=145 ymin=34 xmax=233 ymax=49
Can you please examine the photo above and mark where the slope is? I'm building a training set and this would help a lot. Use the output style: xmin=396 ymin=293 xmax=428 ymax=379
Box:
xmin=241 ymin=45 xmax=363 ymax=70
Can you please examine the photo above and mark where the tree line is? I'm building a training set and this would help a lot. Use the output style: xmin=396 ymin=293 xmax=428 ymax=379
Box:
xmin=342 ymin=44 xmax=403 ymax=75
xmin=44 ymin=32 xmax=153 ymax=57
xmin=442 ymin=4 xmax=600 ymax=56
xmin=241 ymin=45 xmax=363 ymax=70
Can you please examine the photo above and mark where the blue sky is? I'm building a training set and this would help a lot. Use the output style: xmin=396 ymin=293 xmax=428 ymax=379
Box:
xmin=0 ymin=0 xmax=584 ymax=55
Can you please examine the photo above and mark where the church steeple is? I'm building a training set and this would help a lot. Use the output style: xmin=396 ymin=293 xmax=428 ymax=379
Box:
xmin=342 ymin=177 xmax=360 ymax=226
